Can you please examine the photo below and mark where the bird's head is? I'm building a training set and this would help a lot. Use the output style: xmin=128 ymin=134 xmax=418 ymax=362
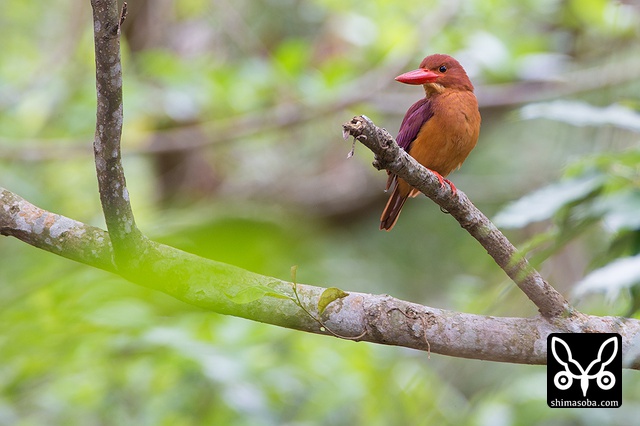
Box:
xmin=395 ymin=54 xmax=474 ymax=95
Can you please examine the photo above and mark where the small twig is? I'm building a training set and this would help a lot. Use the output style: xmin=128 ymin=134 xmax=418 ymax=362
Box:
xmin=119 ymin=2 xmax=128 ymax=27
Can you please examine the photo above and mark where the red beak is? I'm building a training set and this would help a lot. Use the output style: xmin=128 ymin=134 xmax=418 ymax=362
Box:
xmin=395 ymin=68 xmax=439 ymax=85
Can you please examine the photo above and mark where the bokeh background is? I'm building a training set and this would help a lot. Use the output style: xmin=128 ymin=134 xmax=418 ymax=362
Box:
xmin=2 ymin=0 xmax=640 ymax=424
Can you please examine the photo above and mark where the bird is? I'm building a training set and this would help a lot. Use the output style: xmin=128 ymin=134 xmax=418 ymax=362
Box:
xmin=380 ymin=54 xmax=481 ymax=231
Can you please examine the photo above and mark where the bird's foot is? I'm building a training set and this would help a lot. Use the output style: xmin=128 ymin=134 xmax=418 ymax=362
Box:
xmin=430 ymin=170 xmax=457 ymax=197
xmin=444 ymin=178 xmax=458 ymax=197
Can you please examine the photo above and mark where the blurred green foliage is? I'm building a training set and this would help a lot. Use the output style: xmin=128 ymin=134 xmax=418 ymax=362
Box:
xmin=2 ymin=0 xmax=640 ymax=424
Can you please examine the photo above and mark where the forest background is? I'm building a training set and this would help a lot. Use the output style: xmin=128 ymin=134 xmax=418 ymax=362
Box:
xmin=1 ymin=0 xmax=640 ymax=424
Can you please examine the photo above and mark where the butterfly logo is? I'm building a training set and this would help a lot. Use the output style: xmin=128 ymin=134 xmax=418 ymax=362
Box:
xmin=551 ymin=335 xmax=618 ymax=397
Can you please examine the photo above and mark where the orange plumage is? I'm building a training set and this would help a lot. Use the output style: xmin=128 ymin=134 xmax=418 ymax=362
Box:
xmin=380 ymin=54 xmax=481 ymax=231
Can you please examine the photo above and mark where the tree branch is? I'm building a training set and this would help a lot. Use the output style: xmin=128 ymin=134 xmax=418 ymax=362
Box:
xmin=91 ymin=0 xmax=144 ymax=260
xmin=0 ymin=188 xmax=115 ymax=272
xmin=342 ymin=116 xmax=571 ymax=319
xmin=2 ymin=186 xmax=640 ymax=368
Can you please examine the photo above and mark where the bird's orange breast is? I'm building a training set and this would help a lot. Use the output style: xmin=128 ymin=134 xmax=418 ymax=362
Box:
xmin=408 ymin=90 xmax=480 ymax=178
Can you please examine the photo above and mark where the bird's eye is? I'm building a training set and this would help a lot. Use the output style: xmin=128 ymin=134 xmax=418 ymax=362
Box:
xmin=438 ymin=65 xmax=447 ymax=73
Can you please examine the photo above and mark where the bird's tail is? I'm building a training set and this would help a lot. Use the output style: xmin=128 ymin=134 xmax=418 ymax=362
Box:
xmin=380 ymin=184 xmax=409 ymax=231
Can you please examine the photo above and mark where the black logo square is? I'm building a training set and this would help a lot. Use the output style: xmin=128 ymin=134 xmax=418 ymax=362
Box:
xmin=547 ymin=333 xmax=622 ymax=408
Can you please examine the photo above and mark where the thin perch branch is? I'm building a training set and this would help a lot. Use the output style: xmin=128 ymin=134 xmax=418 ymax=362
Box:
xmin=342 ymin=115 xmax=571 ymax=319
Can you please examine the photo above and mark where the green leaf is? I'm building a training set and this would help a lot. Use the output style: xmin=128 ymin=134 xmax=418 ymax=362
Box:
xmin=273 ymin=38 xmax=311 ymax=77
xmin=317 ymin=287 xmax=349 ymax=314
xmin=493 ymin=175 xmax=604 ymax=229
xmin=574 ymin=254 xmax=640 ymax=302
xmin=520 ymin=101 xmax=640 ymax=131
xmin=589 ymin=190 xmax=640 ymax=232
xmin=226 ymin=285 xmax=290 ymax=304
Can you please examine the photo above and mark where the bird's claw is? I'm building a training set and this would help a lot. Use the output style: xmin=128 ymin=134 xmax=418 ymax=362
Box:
xmin=444 ymin=178 xmax=458 ymax=197
xmin=431 ymin=170 xmax=457 ymax=197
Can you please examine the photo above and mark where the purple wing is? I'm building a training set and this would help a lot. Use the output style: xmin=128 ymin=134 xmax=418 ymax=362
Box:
xmin=396 ymin=98 xmax=433 ymax=151
xmin=386 ymin=97 xmax=433 ymax=191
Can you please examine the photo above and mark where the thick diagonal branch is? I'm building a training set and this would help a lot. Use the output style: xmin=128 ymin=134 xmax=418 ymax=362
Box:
xmin=3 ymin=186 xmax=640 ymax=368
xmin=342 ymin=116 xmax=570 ymax=319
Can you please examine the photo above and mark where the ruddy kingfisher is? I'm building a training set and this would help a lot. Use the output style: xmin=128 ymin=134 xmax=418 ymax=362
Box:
xmin=380 ymin=54 xmax=481 ymax=231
